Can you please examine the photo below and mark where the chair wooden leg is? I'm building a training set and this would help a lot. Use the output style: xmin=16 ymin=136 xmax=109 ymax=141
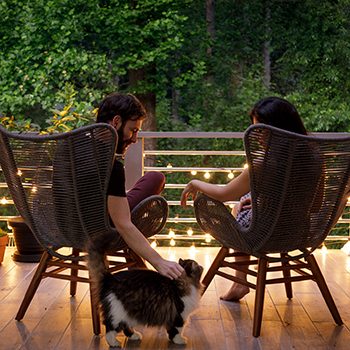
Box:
xmin=89 ymin=277 xmax=101 ymax=335
xmin=201 ymin=246 xmax=229 ymax=294
xmin=306 ymin=254 xmax=343 ymax=325
xmin=70 ymin=248 xmax=80 ymax=296
xmin=129 ymin=249 xmax=147 ymax=269
xmin=16 ymin=251 xmax=51 ymax=321
xmin=253 ymin=257 xmax=268 ymax=337
xmin=281 ymin=254 xmax=293 ymax=299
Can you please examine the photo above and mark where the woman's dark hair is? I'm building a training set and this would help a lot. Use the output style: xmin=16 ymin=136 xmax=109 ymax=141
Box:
xmin=96 ymin=92 xmax=147 ymax=123
xmin=249 ymin=96 xmax=308 ymax=135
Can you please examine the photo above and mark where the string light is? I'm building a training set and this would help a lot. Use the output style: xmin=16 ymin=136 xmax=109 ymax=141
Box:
xmin=322 ymin=244 xmax=328 ymax=253
xmin=7 ymin=224 xmax=12 ymax=231
xmin=204 ymin=172 xmax=210 ymax=179
xmin=190 ymin=244 xmax=196 ymax=252
xmin=167 ymin=163 xmax=173 ymax=168
xmin=17 ymin=170 xmax=22 ymax=176
xmin=31 ymin=186 xmax=37 ymax=193
xmin=205 ymin=234 xmax=212 ymax=243
xmin=228 ymin=172 xmax=234 ymax=179
xmin=229 ymin=204 xmax=234 ymax=208
xmin=191 ymin=170 xmax=197 ymax=176
xmin=244 ymin=164 xmax=248 ymax=169
xmin=187 ymin=228 xmax=193 ymax=236
xmin=1 ymin=198 xmax=7 ymax=205
xmin=170 ymin=239 xmax=176 ymax=246
xmin=168 ymin=229 xmax=175 ymax=238
xmin=151 ymin=241 xmax=157 ymax=248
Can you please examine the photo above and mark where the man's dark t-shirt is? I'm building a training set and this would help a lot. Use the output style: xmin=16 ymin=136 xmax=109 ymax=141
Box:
xmin=107 ymin=159 xmax=127 ymax=197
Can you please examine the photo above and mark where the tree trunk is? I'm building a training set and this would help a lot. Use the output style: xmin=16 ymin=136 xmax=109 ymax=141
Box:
xmin=172 ymin=68 xmax=181 ymax=118
xmin=129 ymin=66 xmax=156 ymax=167
xmin=262 ymin=5 xmax=271 ymax=89
xmin=231 ymin=61 xmax=244 ymax=88
xmin=206 ymin=0 xmax=215 ymax=56
xmin=205 ymin=0 xmax=215 ymax=83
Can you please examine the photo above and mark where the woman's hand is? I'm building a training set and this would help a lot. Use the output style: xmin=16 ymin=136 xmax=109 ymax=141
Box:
xmin=181 ymin=180 xmax=199 ymax=209
xmin=238 ymin=196 xmax=252 ymax=212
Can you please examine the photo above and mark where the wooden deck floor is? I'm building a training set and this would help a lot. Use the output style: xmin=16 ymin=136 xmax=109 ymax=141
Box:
xmin=1 ymin=246 xmax=350 ymax=350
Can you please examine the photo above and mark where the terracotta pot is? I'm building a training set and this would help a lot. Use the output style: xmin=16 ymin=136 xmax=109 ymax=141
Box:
xmin=0 ymin=234 xmax=9 ymax=264
xmin=8 ymin=217 xmax=45 ymax=262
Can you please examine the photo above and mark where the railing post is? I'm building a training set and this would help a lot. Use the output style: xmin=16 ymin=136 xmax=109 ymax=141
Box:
xmin=124 ymin=137 xmax=144 ymax=190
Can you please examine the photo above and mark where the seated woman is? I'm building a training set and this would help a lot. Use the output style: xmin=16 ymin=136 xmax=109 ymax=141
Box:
xmin=181 ymin=96 xmax=309 ymax=301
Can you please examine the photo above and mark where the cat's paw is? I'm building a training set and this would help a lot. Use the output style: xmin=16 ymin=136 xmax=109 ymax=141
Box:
xmin=105 ymin=331 xmax=121 ymax=347
xmin=129 ymin=331 xmax=142 ymax=341
xmin=172 ymin=334 xmax=187 ymax=345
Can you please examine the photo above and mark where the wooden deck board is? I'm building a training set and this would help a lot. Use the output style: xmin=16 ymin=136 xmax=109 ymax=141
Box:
xmin=0 ymin=247 xmax=350 ymax=350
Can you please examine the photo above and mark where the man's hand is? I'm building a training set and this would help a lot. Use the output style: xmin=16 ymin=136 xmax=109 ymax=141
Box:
xmin=153 ymin=258 xmax=185 ymax=280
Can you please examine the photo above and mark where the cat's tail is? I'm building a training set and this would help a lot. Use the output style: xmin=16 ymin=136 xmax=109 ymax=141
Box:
xmin=85 ymin=230 xmax=117 ymax=286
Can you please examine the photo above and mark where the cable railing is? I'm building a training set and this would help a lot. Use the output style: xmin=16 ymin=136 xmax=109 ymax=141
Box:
xmin=123 ymin=131 xmax=350 ymax=247
xmin=1 ymin=130 xmax=350 ymax=249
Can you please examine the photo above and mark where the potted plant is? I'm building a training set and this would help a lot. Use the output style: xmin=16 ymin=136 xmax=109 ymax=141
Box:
xmin=0 ymin=229 xmax=9 ymax=264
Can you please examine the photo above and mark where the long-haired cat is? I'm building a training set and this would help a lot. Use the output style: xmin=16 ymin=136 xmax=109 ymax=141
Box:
xmin=86 ymin=232 xmax=203 ymax=347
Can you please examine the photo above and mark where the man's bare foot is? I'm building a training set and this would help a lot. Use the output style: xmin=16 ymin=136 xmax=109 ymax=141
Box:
xmin=220 ymin=283 xmax=250 ymax=301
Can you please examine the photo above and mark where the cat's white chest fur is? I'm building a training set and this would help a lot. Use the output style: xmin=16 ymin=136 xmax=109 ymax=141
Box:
xmin=181 ymin=284 xmax=201 ymax=319
xmin=106 ymin=292 xmax=138 ymax=328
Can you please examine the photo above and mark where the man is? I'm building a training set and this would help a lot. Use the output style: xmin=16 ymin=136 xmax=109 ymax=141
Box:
xmin=96 ymin=92 xmax=184 ymax=279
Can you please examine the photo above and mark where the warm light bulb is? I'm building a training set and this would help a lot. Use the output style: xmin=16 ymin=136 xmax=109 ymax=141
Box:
xmin=17 ymin=170 xmax=22 ymax=176
xmin=187 ymin=228 xmax=193 ymax=236
xmin=228 ymin=172 xmax=234 ymax=179
xmin=191 ymin=170 xmax=197 ymax=176
xmin=31 ymin=186 xmax=37 ymax=193
xmin=1 ymin=198 xmax=7 ymax=205
xmin=229 ymin=204 xmax=234 ymax=208
xmin=168 ymin=230 xmax=175 ymax=238
xmin=170 ymin=239 xmax=176 ymax=246
xmin=322 ymin=245 xmax=328 ymax=253
xmin=204 ymin=172 xmax=210 ymax=179
xmin=151 ymin=241 xmax=157 ymax=248
xmin=167 ymin=163 xmax=173 ymax=168
xmin=7 ymin=225 xmax=12 ymax=230
xmin=205 ymin=234 xmax=212 ymax=243
xmin=244 ymin=164 xmax=248 ymax=169
xmin=190 ymin=245 xmax=196 ymax=252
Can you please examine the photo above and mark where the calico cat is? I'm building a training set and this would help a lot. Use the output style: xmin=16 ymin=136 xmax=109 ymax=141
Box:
xmin=86 ymin=233 xmax=204 ymax=347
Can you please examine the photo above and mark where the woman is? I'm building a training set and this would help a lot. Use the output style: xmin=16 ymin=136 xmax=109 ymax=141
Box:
xmin=181 ymin=96 xmax=308 ymax=301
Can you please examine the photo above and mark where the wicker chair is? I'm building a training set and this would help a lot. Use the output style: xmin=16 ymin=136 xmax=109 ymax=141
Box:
xmin=195 ymin=124 xmax=350 ymax=337
xmin=0 ymin=124 xmax=168 ymax=335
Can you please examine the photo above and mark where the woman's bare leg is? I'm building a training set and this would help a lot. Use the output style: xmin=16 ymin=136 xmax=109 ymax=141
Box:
xmin=220 ymin=251 xmax=250 ymax=301
xmin=220 ymin=203 xmax=250 ymax=301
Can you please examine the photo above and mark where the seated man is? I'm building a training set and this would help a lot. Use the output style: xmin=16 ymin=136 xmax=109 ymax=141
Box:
xmin=96 ymin=92 xmax=184 ymax=279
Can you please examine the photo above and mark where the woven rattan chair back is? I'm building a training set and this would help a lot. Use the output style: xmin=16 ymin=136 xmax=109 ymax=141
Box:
xmin=196 ymin=124 xmax=349 ymax=336
xmin=0 ymin=124 xmax=169 ymax=334
xmin=0 ymin=124 xmax=116 ymax=260
xmin=195 ymin=124 xmax=350 ymax=260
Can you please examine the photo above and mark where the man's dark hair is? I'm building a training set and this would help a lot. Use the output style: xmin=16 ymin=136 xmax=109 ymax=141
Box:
xmin=96 ymin=92 xmax=147 ymax=123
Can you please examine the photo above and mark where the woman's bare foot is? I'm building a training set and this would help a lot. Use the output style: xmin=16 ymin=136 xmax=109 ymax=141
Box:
xmin=220 ymin=283 xmax=250 ymax=301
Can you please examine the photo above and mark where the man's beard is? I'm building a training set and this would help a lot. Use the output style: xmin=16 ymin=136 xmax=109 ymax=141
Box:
xmin=116 ymin=128 xmax=132 ymax=154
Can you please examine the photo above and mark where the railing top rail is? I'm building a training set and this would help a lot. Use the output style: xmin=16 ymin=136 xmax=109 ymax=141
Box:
xmin=137 ymin=131 xmax=350 ymax=138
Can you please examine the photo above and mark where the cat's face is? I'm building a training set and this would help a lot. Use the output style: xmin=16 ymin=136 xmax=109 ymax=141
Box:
xmin=178 ymin=259 xmax=203 ymax=282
